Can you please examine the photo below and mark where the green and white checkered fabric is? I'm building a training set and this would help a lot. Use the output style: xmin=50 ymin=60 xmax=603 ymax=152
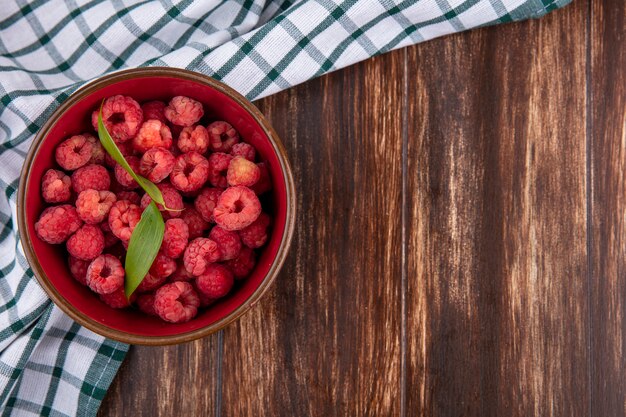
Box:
xmin=1 ymin=0 xmax=570 ymax=415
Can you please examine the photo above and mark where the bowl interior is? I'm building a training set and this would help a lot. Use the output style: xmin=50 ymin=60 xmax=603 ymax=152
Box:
xmin=25 ymin=74 xmax=288 ymax=338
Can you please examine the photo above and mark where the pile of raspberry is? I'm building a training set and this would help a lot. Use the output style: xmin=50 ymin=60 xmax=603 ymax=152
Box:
xmin=35 ymin=95 xmax=273 ymax=323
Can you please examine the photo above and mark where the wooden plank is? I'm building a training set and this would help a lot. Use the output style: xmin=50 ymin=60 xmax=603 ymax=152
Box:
xmin=218 ymin=51 xmax=405 ymax=416
xmin=590 ymin=0 xmax=626 ymax=415
xmin=405 ymin=2 xmax=589 ymax=415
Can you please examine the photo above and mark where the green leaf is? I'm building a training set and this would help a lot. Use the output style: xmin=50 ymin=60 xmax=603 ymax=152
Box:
xmin=124 ymin=201 xmax=164 ymax=299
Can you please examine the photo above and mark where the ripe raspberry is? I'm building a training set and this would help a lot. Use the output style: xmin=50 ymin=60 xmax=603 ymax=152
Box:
xmin=150 ymin=252 xmax=177 ymax=278
xmin=141 ymin=100 xmax=167 ymax=124
xmin=55 ymin=134 xmax=94 ymax=170
xmin=207 ymin=152 xmax=232 ymax=188
xmin=227 ymin=156 xmax=260 ymax=187
xmin=140 ymin=182 xmax=184 ymax=219
xmin=162 ymin=219 xmax=189 ymax=258
xmin=194 ymin=187 xmax=223 ymax=223
xmin=180 ymin=205 xmax=209 ymax=239
xmin=170 ymin=263 xmax=195 ymax=282
xmin=154 ymin=282 xmax=200 ymax=323
xmin=183 ymin=238 xmax=221 ymax=276
xmin=35 ymin=205 xmax=82 ymax=244
xmin=72 ymin=164 xmax=110 ymax=193
xmin=170 ymin=152 xmax=209 ymax=193
xmin=196 ymin=264 xmax=234 ymax=299
xmin=239 ymin=213 xmax=271 ymax=249
xmin=178 ymin=125 xmax=209 ymax=154
xmin=225 ymin=246 xmax=256 ymax=279
xmin=164 ymin=96 xmax=204 ymax=127
xmin=209 ymin=226 xmax=242 ymax=261
xmin=250 ymin=162 xmax=272 ymax=195
xmin=102 ymin=230 xmax=119 ymax=249
xmin=105 ymin=141 xmax=134 ymax=168
xmin=108 ymin=200 xmax=142 ymax=241
xmin=139 ymin=147 xmax=175 ymax=183
xmin=91 ymin=95 xmax=143 ymax=143
xmin=207 ymin=121 xmax=239 ymax=152
xmin=213 ymin=186 xmax=262 ymax=231
xmin=136 ymin=293 xmax=157 ymax=315
xmin=66 ymin=224 xmax=105 ymax=260
xmin=136 ymin=273 xmax=168 ymax=293
xmin=68 ymin=256 xmax=89 ymax=286
xmin=86 ymin=254 xmax=124 ymax=294
xmin=100 ymin=288 xmax=133 ymax=309
xmin=114 ymin=156 xmax=140 ymax=189
xmin=194 ymin=282 xmax=217 ymax=307
xmin=75 ymin=189 xmax=116 ymax=224
xmin=231 ymin=142 xmax=256 ymax=161
xmin=41 ymin=169 xmax=71 ymax=203
xmin=133 ymin=119 xmax=173 ymax=153
xmin=116 ymin=191 xmax=141 ymax=205
xmin=85 ymin=134 xmax=105 ymax=164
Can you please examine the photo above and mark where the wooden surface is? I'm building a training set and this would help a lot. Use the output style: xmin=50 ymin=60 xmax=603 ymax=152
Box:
xmin=99 ymin=0 xmax=626 ymax=415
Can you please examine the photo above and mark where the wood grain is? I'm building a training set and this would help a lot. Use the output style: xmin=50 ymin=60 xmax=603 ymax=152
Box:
xmin=405 ymin=2 xmax=589 ymax=416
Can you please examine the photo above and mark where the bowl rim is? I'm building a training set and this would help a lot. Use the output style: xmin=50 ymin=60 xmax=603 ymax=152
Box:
xmin=16 ymin=67 xmax=296 ymax=345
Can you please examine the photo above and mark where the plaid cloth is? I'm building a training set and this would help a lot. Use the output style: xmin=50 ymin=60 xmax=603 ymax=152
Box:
xmin=0 ymin=0 xmax=570 ymax=415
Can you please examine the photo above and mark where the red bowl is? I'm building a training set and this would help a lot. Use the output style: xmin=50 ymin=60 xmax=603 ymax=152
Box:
xmin=17 ymin=68 xmax=296 ymax=345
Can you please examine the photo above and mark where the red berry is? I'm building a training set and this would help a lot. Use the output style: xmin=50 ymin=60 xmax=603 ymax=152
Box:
xmin=162 ymin=219 xmax=189 ymax=258
xmin=170 ymin=151 xmax=209 ymax=193
xmin=140 ymin=182 xmax=184 ymax=219
xmin=136 ymin=293 xmax=157 ymax=315
xmin=194 ymin=282 xmax=217 ymax=307
xmin=207 ymin=121 xmax=239 ymax=152
xmin=86 ymin=254 xmax=124 ymax=294
xmin=85 ymin=134 xmax=105 ymax=164
xmin=141 ymin=100 xmax=167 ymax=124
xmin=180 ymin=204 xmax=210 ymax=239
xmin=136 ymin=273 xmax=168 ymax=293
xmin=230 ymin=142 xmax=255 ymax=161
xmin=170 ymin=263 xmax=195 ymax=282
xmin=194 ymin=187 xmax=223 ymax=223
xmin=55 ymin=134 xmax=94 ymax=171
xmin=114 ymin=156 xmax=140 ymax=189
xmin=213 ymin=186 xmax=261 ymax=231
xmin=178 ymin=125 xmax=209 ymax=154
xmin=139 ymin=147 xmax=175 ymax=183
xmin=91 ymin=95 xmax=143 ymax=143
xmin=225 ymin=246 xmax=256 ymax=279
xmin=35 ymin=205 xmax=82 ymax=244
xmin=68 ymin=256 xmax=89 ymax=285
xmin=41 ymin=169 xmax=71 ymax=203
xmin=209 ymin=226 xmax=242 ymax=261
xmin=108 ymin=200 xmax=142 ymax=242
xmin=105 ymin=141 xmax=134 ymax=168
xmin=116 ymin=191 xmax=141 ymax=205
xmin=66 ymin=224 xmax=105 ymax=260
xmin=154 ymin=282 xmax=200 ymax=323
xmin=75 ymin=189 xmax=116 ymax=224
xmin=72 ymin=164 xmax=110 ymax=193
xmin=239 ymin=213 xmax=271 ymax=249
xmin=207 ymin=153 xmax=232 ymax=188
xmin=164 ymin=96 xmax=204 ymax=127
xmin=183 ymin=238 xmax=221 ymax=276
xmin=250 ymin=162 xmax=272 ymax=195
xmin=133 ymin=119 xmax=173 ymax=153
xmin=196 ymin=264 xmax=234 ymax=299
xmin=150 ymin=252 xmax=177 ymax=278
xmin=227 ymin=156 xmax=260 ymax=187
xmin=100 ymin=287 xmax=132 ymax=309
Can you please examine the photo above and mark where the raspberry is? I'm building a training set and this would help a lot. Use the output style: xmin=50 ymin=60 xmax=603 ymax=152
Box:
xmin=41 ymin=169 xmax=71 ymax=203
xmin=35 ymin=205 xmax=82 ymax=244
xmin=164 ymin=96 xmax=204 ymax=127
xmin=68 ymin=256 xmax=89 ymax=285
xmin=231 ymin=142 xmax=256 ymax=161
xmin=72 ymin=164 xmax=110 ymax=193
xmin=136 ymin=273 xmax=168 ymax=293
xmin=209 ymin=226 xmax=242 ymax=261
xmin=194 ymin=187 xmax=223 ymax=223
xmin=75 ymin=190 xmax=116 ymax=224
xmin=86 ymin=254 xmax=124 ymax=294
xmin=227 ymin=156 xmax=260 ymax=187
xmin=116 ymin=191 xmax=141 ymax=205
xmin=225 ymin=246 xmax=256 ymax=279
xmin=141 ymin=100 xmax=167 ymax=124
xmin=250 ymin=162 xmax=272 ymax=195
xmin=207 ymin=153 xmax=232 ymax=188
xmin=139 ymin=147 xmax=175 ymax=183
xmin=154 ymin=282 xmax=200 ymax=323
xmin=194 ymin=283 xmax=217 ymax=307
xmin=66 ymin=224 xmax=105 ymax=260
xmin=105 ymin=141 xmax=133 ymax=168
xmin=140 ymin=183 xmax=184 ymax=219
xmin=85 ymin=134 xmax=105 ymax=164
xmin=162 ymin=219 xmax=189 ymax=258
xmin=114 ymin=156 xmax=141 ymax=189
xmin=150 ymin=252 xmax=177 ymax=278
xmin=91 ymin=95 xmax=143 ymax=143
xmin=196 ymin=264 xmax=234 ymax=299
xmin=170 ymin=152 xmax=209 ymax=193
xmin=55 ymin=134 xmax=94 ymax=170
xmin=102 ymin=230 xmax=119 ymax=249
xmin=170 ymin=263 xmax=194 ymax=282
xmin=239 ymin=213 xmax=271 ymax=249
xmin=207 ymin=121 xmax=239 ymax=152
xmin=136 ymin=293 xmax=157 ymax=315
xmin=213 ymin=186 xmax=262 ymax=231
xmin=178 ymin=125 xmax=209 ymax=154
xmin=133 ymin=119 xmax=173 ymax=153
xmin=100 ymin=288 xmax=133 ymax=309
xmin=181 ymin=205 xmax=210 ymax=239
xmin=183 ymin=238 xmax=221 ymax=276
xmin=108 ymin=200 xmax=142 ymax=241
